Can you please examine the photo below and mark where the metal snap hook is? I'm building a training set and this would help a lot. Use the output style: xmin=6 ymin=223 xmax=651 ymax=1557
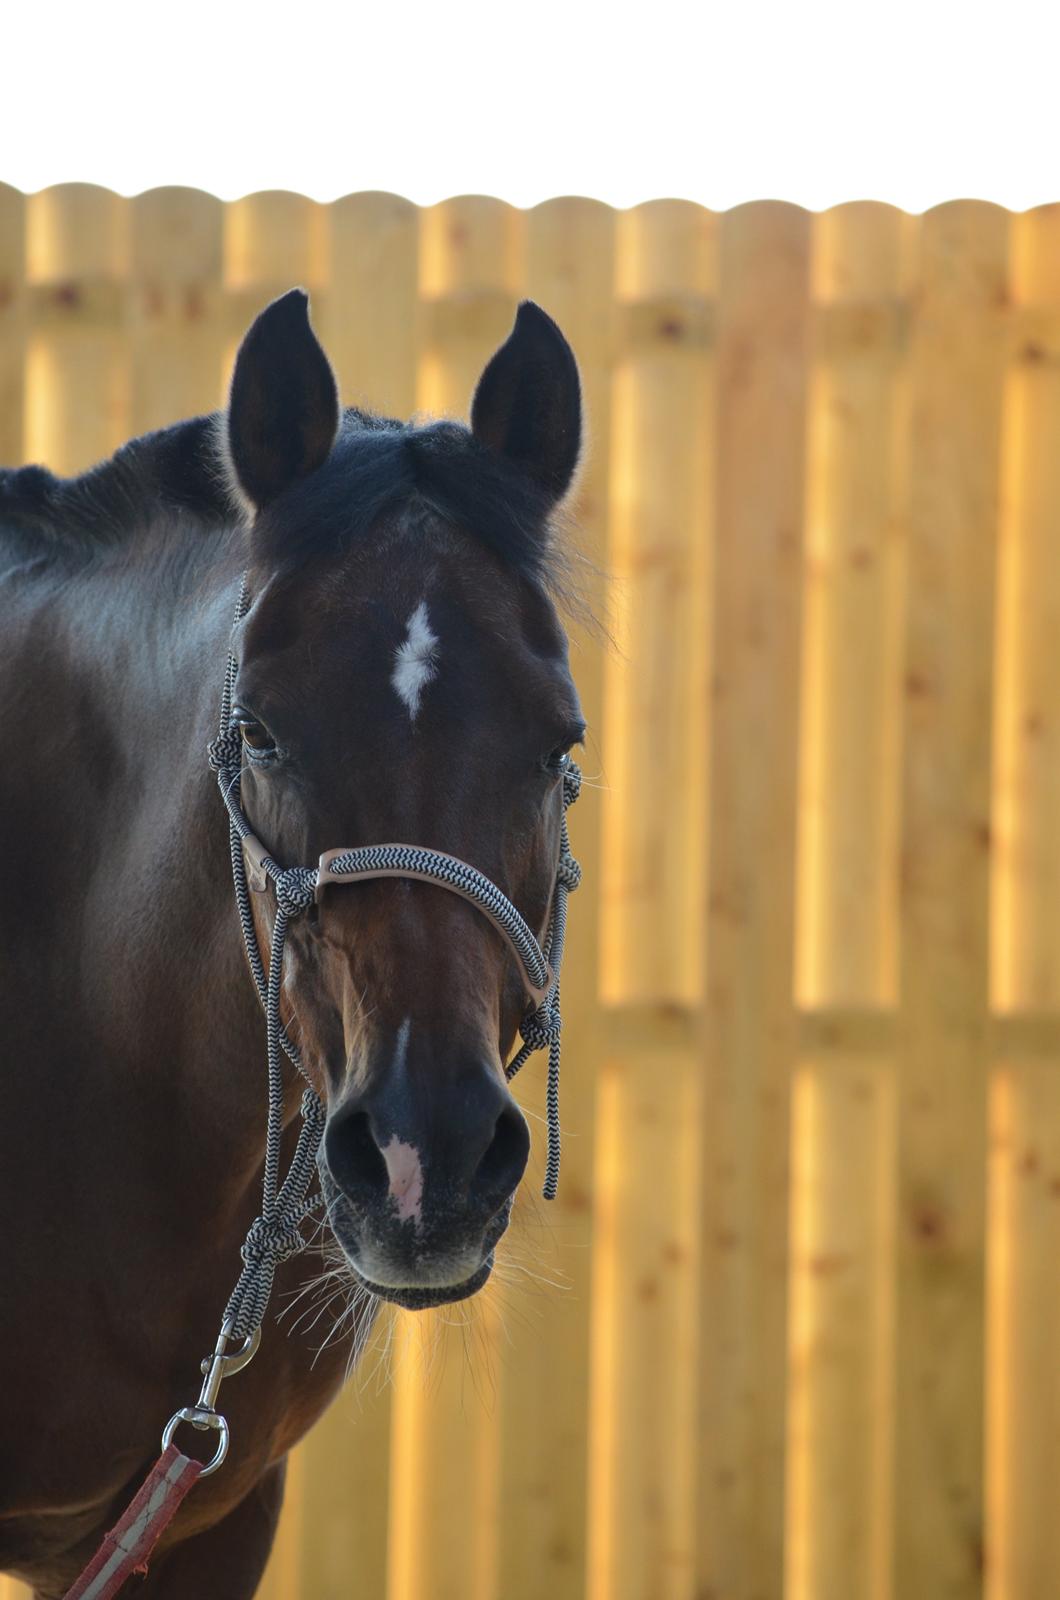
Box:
xmin=159 ymin=1323 xmax=261 ymax=1477
xmin=196 ymin=1323 xmax=262 ymax=1412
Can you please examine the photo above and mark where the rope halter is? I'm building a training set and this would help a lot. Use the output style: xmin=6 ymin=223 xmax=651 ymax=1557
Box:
xmin=206 ymin=578 xmax=581 ymax=1341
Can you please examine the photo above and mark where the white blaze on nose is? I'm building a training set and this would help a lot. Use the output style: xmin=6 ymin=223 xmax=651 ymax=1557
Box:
xmin=381 ymin=1136 xmax=424 ymax=1225
xmin=391 ymin=600 xmax=439 ymax=721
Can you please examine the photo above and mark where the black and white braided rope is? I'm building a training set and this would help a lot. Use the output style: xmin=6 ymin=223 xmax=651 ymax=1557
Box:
xmin=207 ymin=579 xmax=326 ymax=1342
xmin=503 ymin=786 xmax=580 ymax=1198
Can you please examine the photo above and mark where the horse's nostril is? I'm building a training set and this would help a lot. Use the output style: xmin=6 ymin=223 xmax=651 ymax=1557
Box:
xmin=329 ymin=1109 xmax=389 ymax=1198
xmin=473 ymin=1104 xmax=530 ymax=1203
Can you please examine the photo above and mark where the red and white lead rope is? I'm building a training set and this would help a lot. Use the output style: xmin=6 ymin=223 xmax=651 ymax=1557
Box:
xmin=63 ymin=1447 xmax=202 ymax=1600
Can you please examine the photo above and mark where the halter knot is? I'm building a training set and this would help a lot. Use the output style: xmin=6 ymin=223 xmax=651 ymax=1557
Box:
xmin=556 ymin=853 xmax=582 ymax=892
xmin=519 ymin=998 xmax=562 ymax=1052
xmin=207 ymin=729 xmax=242 ymax=773
xmin=240 ymin=1213 xmax=307 ymax=1269
xmin=275 ymin=868 xmax=317 ymax=918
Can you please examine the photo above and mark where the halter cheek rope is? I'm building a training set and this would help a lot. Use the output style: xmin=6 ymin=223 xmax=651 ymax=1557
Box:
xmin=63 ymin=576 xmax=580 ymax=1597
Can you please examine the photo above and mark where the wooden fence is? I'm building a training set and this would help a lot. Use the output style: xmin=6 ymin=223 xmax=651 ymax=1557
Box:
xmin=2 ymin=185 xmax=1060 ymax=1600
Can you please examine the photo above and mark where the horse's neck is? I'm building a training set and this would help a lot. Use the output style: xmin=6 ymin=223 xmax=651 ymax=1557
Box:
xmin=59 ymin=531 xmax=237 ymax=747
xmin=53 ymin=536 xmax=237 ymax=878
xmin=19 ymin=531 xmax=270 ymax=1178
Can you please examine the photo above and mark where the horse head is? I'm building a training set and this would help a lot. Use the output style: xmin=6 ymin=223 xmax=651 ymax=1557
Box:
xmin=222 ymin=290 xmax=585 ymax=1310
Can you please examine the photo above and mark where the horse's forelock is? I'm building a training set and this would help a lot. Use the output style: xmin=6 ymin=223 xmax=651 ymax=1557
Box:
xmin=239 ymin=414 xmax=575 ymax=600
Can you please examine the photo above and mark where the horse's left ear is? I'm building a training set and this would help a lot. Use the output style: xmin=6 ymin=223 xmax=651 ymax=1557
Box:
xmin=471 ymin=301 xmax=582 ymax=504
xmin=226 ymin=288 xmax=340 ymax=512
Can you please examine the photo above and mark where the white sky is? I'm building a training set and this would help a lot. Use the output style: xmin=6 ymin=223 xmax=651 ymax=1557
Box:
xmin=2 ymin=0 xmax=1056 ymax=212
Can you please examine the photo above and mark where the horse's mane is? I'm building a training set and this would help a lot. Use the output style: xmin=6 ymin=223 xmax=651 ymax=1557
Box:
xmin=0 ymin=409 xmax=573 ymax=595
xmin=0 ymin=416 xmax=229 ymax=554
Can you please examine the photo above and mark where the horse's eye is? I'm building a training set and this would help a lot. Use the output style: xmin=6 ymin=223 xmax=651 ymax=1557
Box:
xmin=240 ymin=720 xmax=276 ymax=755
xmin=545 ymin=748 xmax=572 ymax=776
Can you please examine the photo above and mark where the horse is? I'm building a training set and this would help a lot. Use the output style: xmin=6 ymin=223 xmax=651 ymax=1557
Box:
xmin=0 ymin=289 xmax=586 ymax=1598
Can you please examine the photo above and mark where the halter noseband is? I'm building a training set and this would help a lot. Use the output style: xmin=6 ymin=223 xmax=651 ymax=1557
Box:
xmin=241 ymin=836 xmax=562 ymax=1004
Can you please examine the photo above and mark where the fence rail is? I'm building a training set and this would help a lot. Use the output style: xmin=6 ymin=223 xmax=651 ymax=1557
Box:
xmin=2 ymin=185 xmax=1060 ymax=1600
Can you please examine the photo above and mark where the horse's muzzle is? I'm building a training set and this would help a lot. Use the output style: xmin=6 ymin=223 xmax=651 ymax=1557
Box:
xmin=317 ymin=1072 xmax=529 ymax=1307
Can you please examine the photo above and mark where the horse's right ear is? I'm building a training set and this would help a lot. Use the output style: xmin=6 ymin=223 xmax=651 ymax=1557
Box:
xmin=471 ymin=301 xmax=582 ymax=504
xmin=225 ymin=289 xmax=340 ymax=513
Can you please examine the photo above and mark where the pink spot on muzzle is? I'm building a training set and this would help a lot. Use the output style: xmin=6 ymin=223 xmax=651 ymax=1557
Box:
xmin=380 ymin=1136 xmax=425 ymax=1225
